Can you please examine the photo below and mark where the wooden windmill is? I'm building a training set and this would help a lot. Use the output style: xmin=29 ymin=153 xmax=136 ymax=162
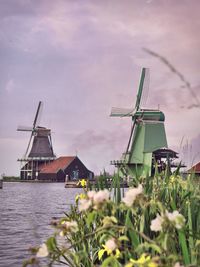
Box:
xmin=110 ymin=68 xmax=178 ymax=178
xmin=17 ymin=101 xmax=56 ymax=180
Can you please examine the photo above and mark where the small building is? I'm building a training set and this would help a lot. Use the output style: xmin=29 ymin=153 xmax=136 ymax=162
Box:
xmin=187 ymin=162 xmax=200 ymax=177
xmin=38 ymin=156 xmax=94 ymax=182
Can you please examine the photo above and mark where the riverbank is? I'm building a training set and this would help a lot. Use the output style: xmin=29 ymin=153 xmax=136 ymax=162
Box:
xmin=2 ymin=176 xmax=20 ymax=182
xmin=2 ymin=176 xmax=65 ymax=183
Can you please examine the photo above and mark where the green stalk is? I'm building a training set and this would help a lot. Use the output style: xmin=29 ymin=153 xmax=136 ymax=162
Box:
xmin=125 ymin=209 xmax=139 ymax=248
xmin=188 ymin=202 xmax=196 ymax=265
xmin=178 ymin=230 xmax=190 ymax=265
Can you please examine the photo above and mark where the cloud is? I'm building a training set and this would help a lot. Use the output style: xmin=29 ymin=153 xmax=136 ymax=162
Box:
xmin=0 ymin=0 xmax=199 ymax=175
xmin=66 ymin=127 xmax=131 ymax=173
xmin=0 ymin=137 xmax=26 ymax=176
xmin=69 ymin=128 xmax=128 ymax=153
xmin=5 ymin=79 xmax=15 ymax=92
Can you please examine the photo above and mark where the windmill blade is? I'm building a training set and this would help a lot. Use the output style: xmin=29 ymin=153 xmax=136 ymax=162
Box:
xmin=24 ymin=132 xmax=33 ymax=157
xmin=33 ymin=101 xmax=43 ymax=128
xmin=49 ymin=134 xmax=55 ymax=156
xmin=135 ymin=68 xmax=149 ymax=110
xmin=17 ymin=126 xmax=33 ymax=132
xmin=140 ymin=68 xmax=150 ymax=107
xmin=125 ymin=117 xmax=137 ymax=154
xmin=110 ymin=107 xmax=134 ymax=117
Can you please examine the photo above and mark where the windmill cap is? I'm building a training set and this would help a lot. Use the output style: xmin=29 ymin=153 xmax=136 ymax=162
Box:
xmin=134 ymin=110 xmax=165 ymax=122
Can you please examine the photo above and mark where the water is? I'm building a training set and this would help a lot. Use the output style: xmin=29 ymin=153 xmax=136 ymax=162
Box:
xmin=0 ymin=182 xmax=81 ymax=267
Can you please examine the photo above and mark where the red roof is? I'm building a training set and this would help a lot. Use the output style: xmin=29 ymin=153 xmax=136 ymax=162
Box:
xmin=188 ymin=162 xmax=200 ymax=173
xmin=40 ymin=156 xmax=76 ymax=173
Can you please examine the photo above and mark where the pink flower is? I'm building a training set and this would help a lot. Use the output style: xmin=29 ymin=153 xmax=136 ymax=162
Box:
xmin=166 ymin=210 xmax=185 ymax=229
xmin=93 ymin=189 xmax=110 ymax=204
xmin=105 ymin=238 xmax=117 ymax=251
xmin=150 ymin=214 xmax=164 ymax=232
xmin=79 ymin=199 xmax=92 ymax=211
xmin=122 ymin=184 xmax=143 ymax=207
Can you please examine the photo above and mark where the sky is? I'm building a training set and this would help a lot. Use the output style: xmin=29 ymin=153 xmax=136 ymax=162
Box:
xmin=0 ymin=0 xmax=200 ymax=176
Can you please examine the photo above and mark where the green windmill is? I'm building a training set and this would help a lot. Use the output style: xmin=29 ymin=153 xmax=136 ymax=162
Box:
xmin=110 ymin=68 xmax=178 ymax=178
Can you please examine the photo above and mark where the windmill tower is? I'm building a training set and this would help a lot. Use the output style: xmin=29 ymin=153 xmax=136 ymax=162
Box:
xmin=110 ymin=68 xmax=178 ymax=178
xmin=17 ymin=101 xmax=56 ymax=180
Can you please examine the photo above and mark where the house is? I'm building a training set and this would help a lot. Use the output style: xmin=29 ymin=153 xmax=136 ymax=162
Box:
xmin=38 ymin=156 xmax=94 ymax=182
xmin=187 ymin=162 xmax=200 ymax=177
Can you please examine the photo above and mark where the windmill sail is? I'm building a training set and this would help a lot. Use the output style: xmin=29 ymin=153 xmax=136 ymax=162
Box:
xmin=110 ymin=107 xmax=134 ymax=117
xmin=125 ymin=119 xmax=137 ymax=154
xmin=134 ymin=68 xmax=149 ymax=110
xmin=24 ymin=133 xmax=33 ymax=157
xmin=33 ymin=101 xmax=42 ymax=128
xmin=140 ymin=68 xmax=150 ymax=107
xmin=17 ymin=126 xmax=33 ymax=132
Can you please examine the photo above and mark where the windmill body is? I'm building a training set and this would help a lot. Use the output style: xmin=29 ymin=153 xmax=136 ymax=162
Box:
xmin=28 ymin=127 xmax=54 ymax=158
xmin=17 ymin=102 xmax=56 ymax=180
xmin=111 ymin=68 xmax=177 ymax=178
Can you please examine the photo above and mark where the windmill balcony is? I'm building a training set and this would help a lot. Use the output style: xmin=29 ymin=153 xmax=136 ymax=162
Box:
xmin=110 ymin=160 xmax=127 ymax=166
xmin=18 ymin=157 xmax=56 ymax=162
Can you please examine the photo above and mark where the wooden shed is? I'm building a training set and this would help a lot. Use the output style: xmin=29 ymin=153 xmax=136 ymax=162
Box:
xmin=187 ymin=162 xmax=200 ymax=177
xmin=38 ymin=156 xmax=94 ymax=182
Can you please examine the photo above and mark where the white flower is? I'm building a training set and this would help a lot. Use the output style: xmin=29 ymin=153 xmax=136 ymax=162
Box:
xmin=105 ymin=238 xmax=117 ymax=251
xmin=36 ymin=243 xmax=48 ymax=258
xmin=87 ymin=190 xmax=96 ymax=199
xmin=122 ymin=184 xmax=143 ymax=207
xmin=79 ymin=190 xmax=109 ymax=211
xmin=174 ymin=262 xmax=184 ymax=267
xmin=93 ymin=189 xmax=110 ymax=205
xmin=150 ymin=214 xmax=164 ymax=232
xmin=79 ymin=199 xmax=92 ymax=211
xmin=166 ymin=210 xmax=179 ymax=221
xmin=151 ymin=210 xmax=186 ymax=232
xmin=62 ymin=220 xmax=78 ymax=232
xmin=166 ymin=210 xmax=185 ymax=229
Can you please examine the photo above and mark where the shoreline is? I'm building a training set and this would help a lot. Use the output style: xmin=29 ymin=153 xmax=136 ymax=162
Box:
xmin=3 ymin=180 xmax=65 ymax=183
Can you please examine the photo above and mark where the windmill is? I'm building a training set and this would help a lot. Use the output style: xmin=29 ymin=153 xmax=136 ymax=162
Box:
xmin=17 ymin=101 xmax=56 ymax=180
xmin=110 ymin=68 xmax=178 ymax=178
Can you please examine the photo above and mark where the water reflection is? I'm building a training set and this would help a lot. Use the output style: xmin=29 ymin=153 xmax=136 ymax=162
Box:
xmin=0 ymin=182 xmax=81 ymax=267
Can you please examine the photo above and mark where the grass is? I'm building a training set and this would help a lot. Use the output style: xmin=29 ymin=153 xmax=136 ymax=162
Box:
xmin=2 ymin=176 xmax=20 ymax=181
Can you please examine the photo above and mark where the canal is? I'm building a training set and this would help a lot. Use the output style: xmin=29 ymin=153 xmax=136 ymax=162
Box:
xmin=0 ymin=182 xmax=81 ymax=267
